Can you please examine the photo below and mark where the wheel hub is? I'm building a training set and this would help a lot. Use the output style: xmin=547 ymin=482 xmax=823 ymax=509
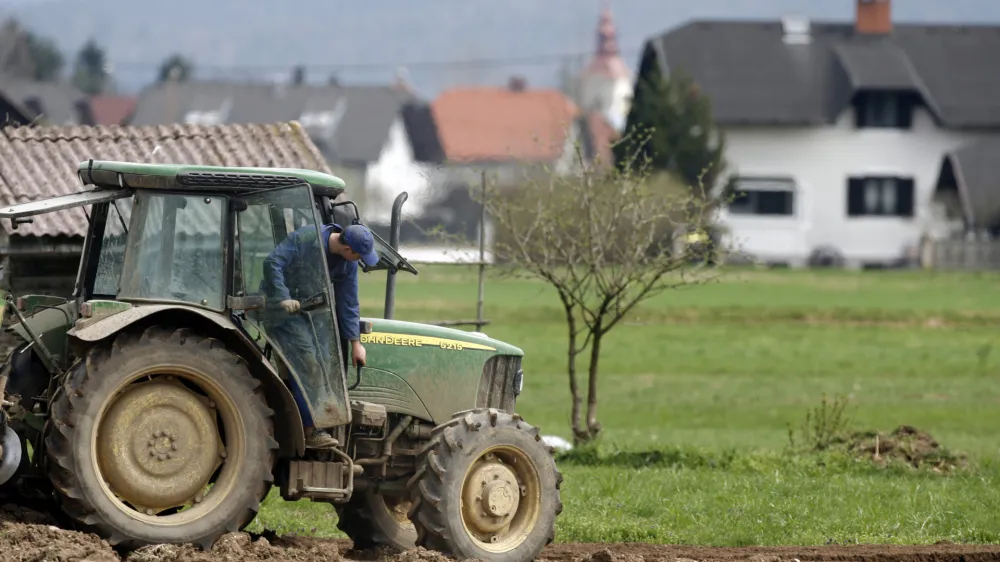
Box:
xmin=96 ymin=378 xmax=224 ymax=514
xmin=462 ymin=460 xmax=520 ymax=536
xmin=482 ymin=479 xmax=518 ymax=518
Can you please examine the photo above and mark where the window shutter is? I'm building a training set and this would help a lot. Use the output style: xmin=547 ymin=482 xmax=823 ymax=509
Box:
xmin=847 ymin=178 xmax=865 ymax=216
xmin=854 ymin=93 xmax=867 ymax=128
xmin=897 ymin=178 xmax=915 ymax=217
xmin=897 ymin=95 xmax=913 ymax=129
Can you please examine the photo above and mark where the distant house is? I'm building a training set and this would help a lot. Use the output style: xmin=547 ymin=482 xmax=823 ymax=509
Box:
xmin=0 ymin=86 xmax=31 ymax=125
xmin=637 ymin=0 xmax=1000 ymax=268
xmin=0 ymin=121 xmax=331 ymax=301
xmin=431 ymin=78 xmax=617 ymax=182
xmin=0 ymin=74 xmax=93 ymax=125
xmin=126 ymin=79 xmax=444 ymax=224
xmin=412 ymin=79 xmax=616 ymax=261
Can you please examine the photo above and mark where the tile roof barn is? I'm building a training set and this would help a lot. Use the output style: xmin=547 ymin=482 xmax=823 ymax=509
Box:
xmin=0 ymin=121 xmax=333 ymax=239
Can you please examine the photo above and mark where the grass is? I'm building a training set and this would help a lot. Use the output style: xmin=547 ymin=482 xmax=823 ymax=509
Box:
xmin=246 ymin=265 xmax=1000 ymax=545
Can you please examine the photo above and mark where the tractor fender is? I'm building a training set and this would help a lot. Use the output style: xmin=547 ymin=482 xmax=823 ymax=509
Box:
xmin=67 ymin=304 xmax=305 ymax=458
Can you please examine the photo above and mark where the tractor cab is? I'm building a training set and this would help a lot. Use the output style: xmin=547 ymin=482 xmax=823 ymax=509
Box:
xmin=0 ymin=159 xmax=415 ymax=429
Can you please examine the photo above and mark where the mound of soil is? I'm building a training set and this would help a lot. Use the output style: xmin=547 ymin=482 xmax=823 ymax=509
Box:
xmin=0 ymin=518 xmax=120 ymax=562
xmin=842 ymin=425 xmax=967 ymax=472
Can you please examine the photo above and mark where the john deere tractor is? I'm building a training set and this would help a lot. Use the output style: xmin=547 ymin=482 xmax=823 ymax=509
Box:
xmin=0 ymin=160 xmax=562 ymax=562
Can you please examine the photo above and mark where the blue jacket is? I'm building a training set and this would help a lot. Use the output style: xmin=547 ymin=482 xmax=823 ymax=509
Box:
xmin=261 ymin=223 xmax=361 ymax=341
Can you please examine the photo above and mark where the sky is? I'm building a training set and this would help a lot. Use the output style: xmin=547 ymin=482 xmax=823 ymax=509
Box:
xmin=3 ymin=0 xmax=1000 ymax=97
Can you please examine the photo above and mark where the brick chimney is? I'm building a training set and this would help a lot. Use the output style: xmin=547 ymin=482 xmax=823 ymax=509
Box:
xmin=856 ymin=0 xmax=892 ymax=35
xmin=508 ymin=76 xmax=527 ymax=92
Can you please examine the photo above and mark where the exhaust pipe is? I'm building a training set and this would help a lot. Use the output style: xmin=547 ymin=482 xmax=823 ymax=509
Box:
xmin=0 ymin=425 xmax=22 ymax=486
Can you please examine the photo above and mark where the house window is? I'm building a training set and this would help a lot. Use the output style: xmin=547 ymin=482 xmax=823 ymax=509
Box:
xmin=846 ymin=176 xmax=915 ymax=217
xmin=854 ymin=91 xmax=914 ymax=129
xmin=727 ymin=178 xmax=795 ymax=216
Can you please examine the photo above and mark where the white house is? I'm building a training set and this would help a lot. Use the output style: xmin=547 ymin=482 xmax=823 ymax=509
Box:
xmin=639 ymin=0 xmax=1000 ymax=268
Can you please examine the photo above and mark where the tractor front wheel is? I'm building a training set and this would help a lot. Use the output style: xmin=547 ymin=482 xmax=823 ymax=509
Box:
xmin=43 ymin=326 xmax=278 ymax=550
xmin=406 ymin=408 xmax=562 ymax=562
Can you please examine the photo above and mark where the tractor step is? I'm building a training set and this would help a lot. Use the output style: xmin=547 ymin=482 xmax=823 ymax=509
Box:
xmin=285 ymin=460 xmax=357 ymax=501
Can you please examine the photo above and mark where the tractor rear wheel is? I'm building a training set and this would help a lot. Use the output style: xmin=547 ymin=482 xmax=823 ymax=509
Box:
xmin=43 ymin=325 xmax=278 ymax=550
xmin=335 ymin=489 xmax=417 ymax=552
xmin=406 ymin=408 xmax=563 ymax=562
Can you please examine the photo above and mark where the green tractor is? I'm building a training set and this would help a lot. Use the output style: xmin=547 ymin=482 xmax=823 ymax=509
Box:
xmin=0 ymin=160 xmax=562 ymax=561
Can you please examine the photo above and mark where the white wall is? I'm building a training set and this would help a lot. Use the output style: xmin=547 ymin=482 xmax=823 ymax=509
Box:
xmin=363 ymin=115 xmax=435 ymax=224
xmin=718 ymin=105 xmax=994 ymax=266
xmin=579 ymin=73 xmax=633 ymax=132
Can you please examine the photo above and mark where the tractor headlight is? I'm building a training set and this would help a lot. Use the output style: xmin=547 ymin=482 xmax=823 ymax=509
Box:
xmin=514 ymin=368 xmax=524 ymax=396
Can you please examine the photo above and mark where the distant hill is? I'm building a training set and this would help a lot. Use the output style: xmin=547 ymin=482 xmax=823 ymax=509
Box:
xmin=3 ymin=0 xmax=1000 ymax=99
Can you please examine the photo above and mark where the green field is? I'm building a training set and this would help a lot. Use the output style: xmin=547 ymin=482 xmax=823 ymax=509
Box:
xmin=249 ymin=265 xmax=1000 ymax=545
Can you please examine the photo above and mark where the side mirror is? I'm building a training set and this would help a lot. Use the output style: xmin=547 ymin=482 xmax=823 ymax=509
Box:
xmin=331 ymin=200 xmax=361 ymax=224
xmin=230 ymin=199 xmax=248 ymax=212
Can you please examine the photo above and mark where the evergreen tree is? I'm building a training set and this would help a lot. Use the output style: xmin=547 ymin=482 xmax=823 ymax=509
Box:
xmin=157 ymin=54 xmax=194 ymax=83
xmin=24 ymin=32 xmax=64 ymax=81
xmin=615 ymin=47 xmax=730 ymax=195
xmin=71 ymin=39 xmax=110 ymax=95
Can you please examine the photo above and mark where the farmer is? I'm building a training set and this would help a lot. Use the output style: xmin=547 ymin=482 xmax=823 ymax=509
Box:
xmin=260 ymin=222 xmax=380 ymax=449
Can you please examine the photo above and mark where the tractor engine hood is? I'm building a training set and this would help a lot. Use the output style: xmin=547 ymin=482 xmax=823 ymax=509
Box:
xmin=361 ymin=318 xmax=523 ymax=357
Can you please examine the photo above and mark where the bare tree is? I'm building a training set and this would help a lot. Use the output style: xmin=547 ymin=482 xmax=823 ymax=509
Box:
xmin=478 ymin=131 xmax=726 ymax=444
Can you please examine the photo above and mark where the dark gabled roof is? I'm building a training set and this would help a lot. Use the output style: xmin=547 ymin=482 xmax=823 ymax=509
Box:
xmin=127 ymin=80 xmax=441 ymax=165
xmin=0 ymin=88 xmax=32 ymax=125
xmin=833 ymin=41 xmax=919 ymax=91
xmin=646 ymin=20 xmax=1000 ymax=128
xmin=0 ymin=74 xmax=91 ymax=125
xmin=944 ymin=137 xmax=1000 ymax=228
xmin=400 ymin=101 xmax=444 ymax=164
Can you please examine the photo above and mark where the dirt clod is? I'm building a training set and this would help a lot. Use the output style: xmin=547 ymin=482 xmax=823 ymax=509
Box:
xmin=125 ymin=531 xmax=348 ymax=562
xmin=577 ymin=547 xmax=645 ymax=562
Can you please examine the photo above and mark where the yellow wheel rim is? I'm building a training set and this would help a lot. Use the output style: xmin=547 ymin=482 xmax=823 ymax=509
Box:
xmin=91 ymin=368 xmax=245 ymax=526
xmin=460 ymin=445 xmax=541 ymax=553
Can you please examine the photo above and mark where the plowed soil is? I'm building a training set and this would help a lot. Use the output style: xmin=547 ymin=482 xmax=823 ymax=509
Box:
xmin=3 ymin=507 xmax=1000 ymax=562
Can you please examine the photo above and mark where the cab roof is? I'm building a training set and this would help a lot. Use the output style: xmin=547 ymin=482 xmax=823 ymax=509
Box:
xmin=76 ymin=159 xmax=346 ymax=198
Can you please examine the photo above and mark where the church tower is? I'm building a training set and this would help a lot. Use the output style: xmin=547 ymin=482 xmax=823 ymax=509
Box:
xmin=577 ymin=2 xmax=633 ymax=132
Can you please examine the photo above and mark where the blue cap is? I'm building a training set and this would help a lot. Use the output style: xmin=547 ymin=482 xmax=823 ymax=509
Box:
xmin=342 ymin=224 xmax=379 ymax=267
